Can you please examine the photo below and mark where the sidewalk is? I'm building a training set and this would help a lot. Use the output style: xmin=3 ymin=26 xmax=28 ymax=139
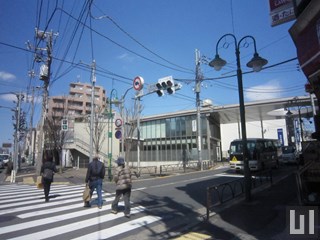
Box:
xmin=182 ymin=173 xmax=312 ymax=240
xmin=0 ymin=165 xmax=86 ymax=185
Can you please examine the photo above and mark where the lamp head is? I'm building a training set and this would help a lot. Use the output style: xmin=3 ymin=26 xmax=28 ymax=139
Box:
xmin=286 ymin=109 xmax=293 ymax=116
xmin=209 ymin=54 xmax=227 ymax=71
xmin=246 ymin=53 xmax=268 ymax=72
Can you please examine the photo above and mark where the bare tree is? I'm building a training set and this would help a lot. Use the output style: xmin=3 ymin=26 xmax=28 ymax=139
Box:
xmin=123 ymin=98 xmax=143 ymax=165
xmin=85 ymin=106 xmax=108 ymax=156
xmin=44 ymin=97 xmax=69 ymax=165
xmin=93 ymin=112 xmax=108 ymax=155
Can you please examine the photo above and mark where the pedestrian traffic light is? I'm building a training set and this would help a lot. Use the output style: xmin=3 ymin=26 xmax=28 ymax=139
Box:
xmin=61 ymin=119 xmax=68 ymax=131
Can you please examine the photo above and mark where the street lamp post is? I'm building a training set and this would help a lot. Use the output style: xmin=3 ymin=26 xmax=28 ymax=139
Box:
xmin=119 ymin=87 xmax=133 ymax=158
xmin=209 ymin=34 xmax=268 ymax=201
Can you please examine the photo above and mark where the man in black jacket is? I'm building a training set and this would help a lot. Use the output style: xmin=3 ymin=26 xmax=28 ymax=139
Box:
xmin=40 ymin=155 xmax=58 ymax=202
xmin=84 ymin=156 xmax=105 ymax=209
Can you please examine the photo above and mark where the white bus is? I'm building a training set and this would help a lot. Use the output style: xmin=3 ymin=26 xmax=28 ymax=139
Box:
xmin=229 ymin=138 xmax=280 ymax=171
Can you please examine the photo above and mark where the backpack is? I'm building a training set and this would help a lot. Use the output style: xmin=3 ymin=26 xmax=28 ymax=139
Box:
xmin=43 ymin=168 xmax=54 ymax=180
xmin=93 ymin=161 xmax=103 ymax=176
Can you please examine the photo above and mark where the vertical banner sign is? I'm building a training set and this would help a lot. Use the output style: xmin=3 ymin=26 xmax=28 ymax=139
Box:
xmin=277 ymin=128 xmax=284 ymax=146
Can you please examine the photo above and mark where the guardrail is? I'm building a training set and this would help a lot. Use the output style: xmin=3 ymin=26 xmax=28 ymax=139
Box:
xmin=206 ymin=170 xmax=273 ymax=220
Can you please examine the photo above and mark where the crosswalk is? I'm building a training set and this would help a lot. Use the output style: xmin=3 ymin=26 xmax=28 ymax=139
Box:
xmin=0 ymin=184 xmax=162 ymax=240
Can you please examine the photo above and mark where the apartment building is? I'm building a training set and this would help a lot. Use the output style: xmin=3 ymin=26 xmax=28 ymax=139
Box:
xmin=47 ymin=82 xmax=107 ymax=124
xmin=43 ymin=82 xmax=111 ymax=167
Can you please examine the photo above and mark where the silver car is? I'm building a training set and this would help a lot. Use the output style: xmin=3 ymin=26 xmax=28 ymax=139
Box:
xmin=280 ymin=146 xmax=299 ymax=164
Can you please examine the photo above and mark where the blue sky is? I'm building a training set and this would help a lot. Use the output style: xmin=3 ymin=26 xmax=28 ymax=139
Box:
xmin=0 ymin=0 xmax=308 ymax=147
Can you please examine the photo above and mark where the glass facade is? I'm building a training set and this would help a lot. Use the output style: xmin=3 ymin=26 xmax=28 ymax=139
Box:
xmin=138 ymin=115 xmax=209 ymax=162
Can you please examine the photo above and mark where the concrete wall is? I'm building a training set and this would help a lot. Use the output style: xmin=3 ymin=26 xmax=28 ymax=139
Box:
xmin=72 ymin=121 xmax=120 ymax=162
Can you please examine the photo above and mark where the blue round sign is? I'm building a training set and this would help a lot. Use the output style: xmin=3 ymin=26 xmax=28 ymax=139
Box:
xmin=115 ymin=130 xmax=122 ymax=139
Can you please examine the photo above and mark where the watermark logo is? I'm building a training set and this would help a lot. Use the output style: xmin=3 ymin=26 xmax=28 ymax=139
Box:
xmin=286 ymin=206 xmax=319 ymax=239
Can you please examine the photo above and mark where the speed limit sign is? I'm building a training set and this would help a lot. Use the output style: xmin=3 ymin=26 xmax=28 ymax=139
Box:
xmin=133 ymin=76 xmax=144 ymax=91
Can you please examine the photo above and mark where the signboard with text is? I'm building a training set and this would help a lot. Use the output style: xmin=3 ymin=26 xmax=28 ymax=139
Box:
xmin=2 ymin=143 xmax=12 ymax=148
xmin=269 ymin=0 xmax=295 ymax=27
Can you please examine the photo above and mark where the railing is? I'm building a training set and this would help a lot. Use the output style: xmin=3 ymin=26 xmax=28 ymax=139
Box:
xmin=105 ymin=165 xmax=157 ymax=181
xmin=73 ymin=137 xmax=109 ymax=160
xmin=130 ymin=166 xmax=158 ymax=178
xmin=206 ymin=170 xmax=273 ymax=220
xmin=159 ymin=160 xmax=214 ymax=176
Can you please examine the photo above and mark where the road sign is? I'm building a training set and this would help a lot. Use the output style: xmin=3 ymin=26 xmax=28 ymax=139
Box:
xmin=115 ymin=130 xmax=122 ymax=139
xmin=133 ymin=76 xmax=144 ymax=91
xmin=115 ymin=118 xmax=122 ymax=127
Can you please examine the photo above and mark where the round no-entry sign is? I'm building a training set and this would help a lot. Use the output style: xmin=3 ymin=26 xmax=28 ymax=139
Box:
xmin=133 ymin=76 xmax=144 ymax=91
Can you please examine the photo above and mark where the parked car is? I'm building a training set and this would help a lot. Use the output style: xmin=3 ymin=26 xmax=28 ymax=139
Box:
xmin=279 ymin=146 xmax=299 ymax=164
xmin=0 ymin=154 xmax=10 ymax=166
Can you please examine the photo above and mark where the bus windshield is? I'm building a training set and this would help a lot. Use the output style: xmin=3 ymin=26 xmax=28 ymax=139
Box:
xmin=229 ymin=140 xmax=256 ymax=154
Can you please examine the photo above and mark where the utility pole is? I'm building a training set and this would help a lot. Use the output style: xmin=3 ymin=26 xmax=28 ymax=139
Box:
xmin=195 ymin=49 xmax=203 ymax=171
xmin=11 ymin=92 xmax=22 ymax=183
xmin=30 ymin=87 xmax=35 ymax=165
xmin=35 ymin=28 xmax=57 ymax=174
xmin=89 ymin=60 xmax=96 ymax=162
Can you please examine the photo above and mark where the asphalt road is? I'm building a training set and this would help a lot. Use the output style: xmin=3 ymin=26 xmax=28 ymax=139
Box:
xmin=0 ymin=164 xmax=297 ymax=240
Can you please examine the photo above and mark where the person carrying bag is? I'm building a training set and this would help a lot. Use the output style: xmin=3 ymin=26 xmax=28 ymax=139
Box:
xmin=84 ymin=156 xmax=105 ymax=209
xmin=40 ymin=155 xmax=58 ymax=202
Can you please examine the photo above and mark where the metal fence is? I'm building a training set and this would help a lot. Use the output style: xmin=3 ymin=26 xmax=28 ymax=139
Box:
xmin=159 ymin=160 xmax=215 ymax=176
xmin=206 ymin=170 xmax=273 ymax=220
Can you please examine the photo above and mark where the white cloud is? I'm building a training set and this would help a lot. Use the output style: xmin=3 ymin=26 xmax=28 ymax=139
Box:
xmin=117 ymin=53 xmax=135 ymax=62
xmin=0 ymin=92 xmax=42 ymax=103
xmin=0 ymin=93 xmax=16 ymax=101
xmin=245 ymin=80 xmax=282 ymax=101
xmin=0 ymin=71 xmax=16 ymax=81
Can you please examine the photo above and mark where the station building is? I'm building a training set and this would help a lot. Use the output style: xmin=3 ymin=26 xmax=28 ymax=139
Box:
xmin=125 ymin=95 xmax=315 ymax=168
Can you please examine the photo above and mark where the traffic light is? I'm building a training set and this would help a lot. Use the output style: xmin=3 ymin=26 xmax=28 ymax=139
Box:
xmin=156 ymin=82 xmax=164 ymax=97
xmin=61 ymin=119 xmax=68 ymax=131
xmin=166 ymin=78 xmax=175 ymax=94
xmin=156 ymin=76 xmax=180 ymax=96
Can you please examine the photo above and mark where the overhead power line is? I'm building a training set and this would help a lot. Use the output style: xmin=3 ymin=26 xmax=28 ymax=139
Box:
xmin=56 ymin=7 xmax=193 ymax=74
xmin=90 ymin=2 xmax=194 ymax=74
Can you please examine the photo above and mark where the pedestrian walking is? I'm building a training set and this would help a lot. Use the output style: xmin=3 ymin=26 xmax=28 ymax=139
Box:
xmin=84 ymin=156 xmax=105 ymax=209
xmin=40 ymin=155 xmax=58 ymax=202
xmin=111 ymin=157 xmax=133 ymax=218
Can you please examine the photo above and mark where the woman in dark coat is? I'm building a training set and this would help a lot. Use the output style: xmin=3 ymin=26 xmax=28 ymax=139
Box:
xmin=40 ymin=155 xmax=58 ymax=202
